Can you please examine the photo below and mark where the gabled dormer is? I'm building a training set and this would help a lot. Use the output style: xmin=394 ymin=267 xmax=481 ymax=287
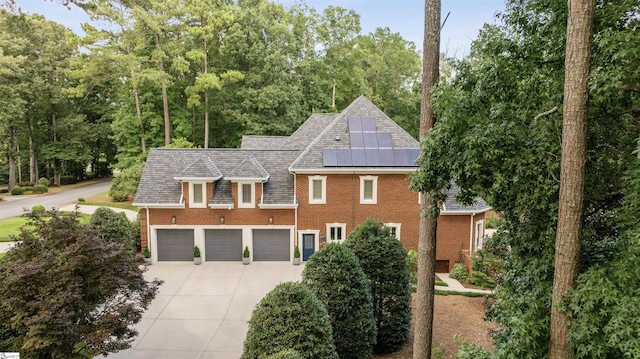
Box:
xmin=225 ymin=156 xmax=269 ymax=209
xmin=173 ymin=157 xmax=222 ymax=208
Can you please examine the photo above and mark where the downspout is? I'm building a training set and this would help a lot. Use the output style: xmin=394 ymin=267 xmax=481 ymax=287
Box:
xmin=293 ymin=174 xmax=298 ymax=246
xmin=146 ymin=206 xmax=151 ymax=259
xmin=469 ymin=212 xmax=476 ymax=256
xmin=351 ymin=173 xmax=356 ymax=228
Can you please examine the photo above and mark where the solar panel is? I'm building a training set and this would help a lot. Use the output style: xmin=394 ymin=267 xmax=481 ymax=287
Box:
xmin=348 ymin=117 xmax=363 ymax=132
xmin=322 ymin=149 xmax=338 ymax=166
xmin=407 ymin=148 xmax=421 ymax=164
xmin=363 ymin=132 xmax=379 ymax=148
xmin=377 ymin=132 xmax=392 ymax=148
xmin=336 ymin=148 xmax=352 ymax=166
xmin=351 ymin=149 xmax=367 ymax=166
xmin=362 ymin=117 xmax=376 ymax=132
xmin=394 ymin=148 xmax=410 ymax=166
xmin=350 ymin=132 xmax=364 ymax=148
xmin=380 ymin=149 xmax=395 ymax=166
xmin=365 ymin=149 xmax=381 ymax=166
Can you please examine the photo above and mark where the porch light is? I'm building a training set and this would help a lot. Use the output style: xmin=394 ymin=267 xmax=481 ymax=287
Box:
xmin=171 ymin=215 xmax=176 ymax=225
xmin=220 ymin=216 xmax=225 ymax=225
xmin=269 ymin=216 xmax=274 ymax=225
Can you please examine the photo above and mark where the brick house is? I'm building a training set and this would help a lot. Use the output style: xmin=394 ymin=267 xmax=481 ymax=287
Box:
xmin=133 ymin=96 xmax=490 ymax=271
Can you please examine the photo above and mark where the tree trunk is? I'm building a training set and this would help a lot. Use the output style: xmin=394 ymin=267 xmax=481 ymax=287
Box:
xmin=52 ymin=111 xmax=61 ymax=186
xmin=204 ymin=37 xmax=209 ymax=149
xmin=332 ymin=78 xmax=336 ymax=109
xmin=549 ymin=1 xmax=594 ymax=358
xmin=131 ymin=68 xmax=146 ymax=154
xmin=8 ymin=125 xmax=16 ymax=190
xmin=157 ymin=34 xmax=171 ymax=146
xmin=29 ymin=115 xmax=37 ymax=184
xmin=413 ymin=0 xmax=441 ymax=358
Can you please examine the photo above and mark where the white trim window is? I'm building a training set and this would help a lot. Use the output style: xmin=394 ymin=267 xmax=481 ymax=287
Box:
xmin=475 ymin=220 xmax=485 ymax=250
xmin=238 ymin=182 xmax=255 ymax=208
xmin=326 ymin=223 xmax=347 ymax=243
xmin=189 ymin=182 xmax=206 ymax=208
xmin=360 ymin=175 xmax=378 ymax=204
xmin=385 ymin=223 xmax=402 ymax=240
xmin=308 ymin=176 xmax=327 ymax=204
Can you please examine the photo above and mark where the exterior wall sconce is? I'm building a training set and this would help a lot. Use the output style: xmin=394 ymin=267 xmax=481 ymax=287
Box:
xmin=171 ymin=215 xmax=176 ymax=225
xmin=269 ymin=216 xmax=274 ymax=225
xmin=220 ymin=216 xmax=225 ymax=225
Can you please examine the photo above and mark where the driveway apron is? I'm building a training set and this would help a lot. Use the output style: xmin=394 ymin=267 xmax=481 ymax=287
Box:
xmin=102 ymin=261 xmax=304 ymax=359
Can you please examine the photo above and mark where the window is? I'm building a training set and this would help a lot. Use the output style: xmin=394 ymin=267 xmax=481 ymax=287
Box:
xmin=326 ymin=223 xmax=346 ymax=243
xmin=385 ymin=223 xmax=401 ymax=240
xmin=308 ymin=176 xmax=326 ymax=204
xmin=475 ymin=220 xmax=485 ymax=250
xmin=238 ymin=182 xmax=255 ymax=208
xmin=359 ymin=176 xmax=378 ymax=204
xmin=189 ymin=182 xmax=206 ymax=208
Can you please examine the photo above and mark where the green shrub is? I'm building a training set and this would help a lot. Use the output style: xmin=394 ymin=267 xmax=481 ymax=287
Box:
xmin=484 ymin=212 xmax=501 ymax=229
xmin=60 ymin=175 xmax=77 ymax=185
xmin=33 ymin=185 xmax=48 ymax=193
xmin=38 ymin=177 xmax=50 ymax=187
xmin=90 ymin=207 xmax=135 ymax=252
xmin=0 ymin=189 xmax=8 ymax=194
xmin=345 ymin=219 xmax=412 ymax=354
xmin=467 ymin=271 xmax=496 ymax=289
xmin=132 ymin=215 xmax=141 ymax=252
xmin=18 ymin=181 xmax=33 ymax=187
xmin=268 ymin=349 xmax=303 ymax=359
xmin=78 ymin=198 xmax=86 ymax=202
xmin=109 ymin=162 xmax=144 ymax=202
xmin=302 ymin=243 xmax=376 ymax=359
xmin=10 ymin=187 xmax=25 ymax=195
xmin=293 ymin=245 xmax=300 ymax=258
xmin=407 ymin=249 xmax=418 ymax=288
xmin=243 ymin=246 xmax=250 ymax=258
xmin=21 ymin=186 xmax=33 ymax=192
xmin=143 ymin=246 xmax=151 ymax=259
xmin=449 ymin=263 xmax=469 ymax=282
xmin=31 ymin=205 xmax=45 ymax=214
xmin=454 ymin=334 xmax=492 ymax=359
xmin=194 ymin=245 xmax=201 ymax=258
xmin=242 ymin=282 xmax=338 ymax=359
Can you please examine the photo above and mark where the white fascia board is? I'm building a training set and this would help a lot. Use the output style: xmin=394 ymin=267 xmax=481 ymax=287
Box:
xmin=173 ymin=176 xmax=221 ymax=181
xmin=225 ymin=177 xmax=269 ymax=182
xmin=258 ymin=203 xmax=298 ymax=209
xmin=440 ymin=207 xmax=491 ymax=216
xmin=289 ymin=167 xmax=418 ymax=174
xmin=209 ymin=203 xmax=235 ymax=210
xmin=133 ymin=203 xmax=185 ymax=208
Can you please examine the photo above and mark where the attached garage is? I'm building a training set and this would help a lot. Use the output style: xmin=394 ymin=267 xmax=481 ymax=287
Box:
xmin=157 ymin=229 xmax=194 ymax=261
xmin=252 ymin=229 xmax=290 ymax=261
xmin=205 ymin=229 xmax=243 ymax=261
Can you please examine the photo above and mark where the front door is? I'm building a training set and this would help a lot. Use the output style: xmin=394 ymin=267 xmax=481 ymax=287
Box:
xmin=302 ymin=233 xmax=315 ymax=261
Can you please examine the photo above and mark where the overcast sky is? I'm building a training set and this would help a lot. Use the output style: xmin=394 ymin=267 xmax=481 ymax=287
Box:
xmin=15 ymin=0 xmax=505 ymax=58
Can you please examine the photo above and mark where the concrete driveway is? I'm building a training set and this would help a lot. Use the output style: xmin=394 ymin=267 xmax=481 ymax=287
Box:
xmin=104 ymin=261 xmax=304 ymax=359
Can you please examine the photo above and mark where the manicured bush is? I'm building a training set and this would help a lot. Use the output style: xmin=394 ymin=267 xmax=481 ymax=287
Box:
xmin=109 ymin=191 xmax=129 ymax=202
xmin=242 ymin=282 xmax=338 ymax=359
xmin=21 ymin=186 xmax=33 ymax=192
xmin=90 ymin=207 xmax=135 ymax=252
xmin=37 ymin=177 xmax=50 ymax=187
xmin=78 ymin=198 xmax=86 ymax=202
xmin=33 ymin=185 xmax=48 ymax=193
xmin=109 ymin=162 xmax=144 ymax=202
xmin=18 ymin=181 xmax=33 ymax=187
xmin=467 ymin=271 xmax=496 ymax=289
xmin=10 ymin=187 xmax=25 ymax=195
xmin=267 ymin=349 xmax=303 ymax=359
xmin=302 ymin=243 xmax=376 ymax=359
xmin=194 ymin=245 xmax=201 ymax=258
xmin=449 ymin=263 xmax=469 ymax=282
xmin=0 ymin=189 xmax=8 ymax=194
xmin=31 ymin=205 xmax=45 ymax=214
xmin=345 ymin=219 xmax=412 ymax=354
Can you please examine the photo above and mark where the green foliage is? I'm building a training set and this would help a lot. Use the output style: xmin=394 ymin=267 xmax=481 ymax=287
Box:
xmin=31 ymin=205 xmax=45 ymax=214
xmin=268 ymin=349 xmax=303 ymax=359
xmin=78 ymin=197 xmax=85 ymax=202
xmin=17 ymin=181 xmax=33 ymax=187
xmin=0 ymin=211 xmax=161 ymax=357
xmin=345 ymin=218 xmax=411 ymax=354
xmin=165 ymin=137 xmax=195 ymax=148
xmin=242 ymin=282 xmax=338 ymax=359
xmin=10 ymin=187 xmax=24 ymax=195
xmin=454 ymin=334 xmax=492 ymax=359
xmin=194 ymin=245 xmax=201 ymax=258
xmin=89 ymin=207 xmax=135 ymax=252
xmin=407 ymin=248 xmax=418 ymax=289
xmin=60 ymin=176 xmax=77 ymax=185
xmin=109 ymin=161 xmax=144 ymax=202
xmin=293 ymin=245 xmax=300 ymax=258
xmin=485 ymin=212 xmax=501 ymax=229
xmin=243 ymin=246 xmax=250 ymax=258
xmin=33 ymin=185 xmax=48 ymax=193
xmin=143 ymin=246 xmax=151 ymax=259
xmin=38 ymin=177 xmax=50 ymax=187
xmin=302 ymin=243 xmax=377 ymax=359
xmin=467 ymin=271 xmax=496 ymax=289
xmin=449 ymin=263 xmax=469 ymax=282
xmin=131 ymin=214 xmax=141 ymax=252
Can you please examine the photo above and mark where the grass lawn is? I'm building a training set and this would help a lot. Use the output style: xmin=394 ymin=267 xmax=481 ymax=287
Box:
xmin=0 ymin=213 xmax=91 ymax=242
xmin=0 ymin=252 xmax=5 ymax=259
xmin=80 ymin=191 xmax=138 ymax=212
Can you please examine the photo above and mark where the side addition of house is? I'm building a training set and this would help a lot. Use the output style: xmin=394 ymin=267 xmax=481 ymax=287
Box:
xmin=133 ymin=96 xmax=490 ymax=272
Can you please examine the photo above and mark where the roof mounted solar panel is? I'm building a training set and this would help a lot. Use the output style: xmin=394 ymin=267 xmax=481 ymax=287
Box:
xmin=322 ymin=148 xmax=338 ymax=166
xmin=394 ymin=148 xmax=410 ymax=166
xmin=377 ymin=132 xmax=392 ymax=148
xmin=380 ymin=148 xmax=395 ymax=166
xmin=351 ymin=149 xmax=367 ymax=166
xmin=336 ymin=148 xmax=352 ymax=166
xmin=350 ymin=132 xmax=364 ymax=148
xmin=407 ymin=148 xmax=421 ymax=164
xmin=365 ymin=149 xmax=381 ymax=166
xmin=348 ymin=117 xmax=363 ymax=132
xmin=363 ymin=132 xmax=379 ymax=148
xmin=361 ymin=117 xmax=376 ymax=132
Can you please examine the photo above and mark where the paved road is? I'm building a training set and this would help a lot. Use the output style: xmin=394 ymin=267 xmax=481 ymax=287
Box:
xmin=0 ymin=180 xmax=112 ymax=220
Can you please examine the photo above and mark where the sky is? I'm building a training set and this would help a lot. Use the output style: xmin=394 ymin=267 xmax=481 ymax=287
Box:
xmin=15 ymin=0 xmax=505 ymax=58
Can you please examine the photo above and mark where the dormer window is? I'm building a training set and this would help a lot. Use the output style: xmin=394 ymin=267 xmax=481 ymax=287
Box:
xmin=238 ymin=182 xmax=255 ymax=208
xmin=189 ymin=182 xmax=206 ymax=208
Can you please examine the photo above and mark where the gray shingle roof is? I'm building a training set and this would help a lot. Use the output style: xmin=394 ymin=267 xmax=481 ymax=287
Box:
xmin=227 ymin=156 xmax=269 ymax=180
xmin=289 ymin=96 xmax=419 ymax=170
xmin=175 ymin=157 xmax=222 ymax=180
xmin=241 ymin=135 xmax=288 ymax=150
xmin=281 ymin=114 xmax=337 ymax=150
xmin=442 ymin=185 xmax=491 ymax=213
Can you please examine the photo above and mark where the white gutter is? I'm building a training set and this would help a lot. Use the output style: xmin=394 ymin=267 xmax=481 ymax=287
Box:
xmin=209 ymin=204 xmax=234 ymax=210
xmin=289 ymin=167 xmax=417 ymax=174
xmin=172 ymin=176 xmax=221 ymax=181
xmin=226 ymin=177 xmax=269 ymax=182
xmin=132 ymin=202 xmax=185 ymax=208
xmin=259 ymin=203 xmax=298 ymax=209
xmin=440 ymin=208 xmax=491 ymax=216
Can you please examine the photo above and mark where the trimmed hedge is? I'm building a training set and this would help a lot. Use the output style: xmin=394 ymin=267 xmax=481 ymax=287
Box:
xmin=37 ymin=177 xmax=50 ymax=187
xmin=242 ymin=282 xmax=338 ymax=359
xmin=31 ymin=205 xmax=45 ymax=214
xmin=11 ymin=187 xmax=25 ymax=195
xmin=345 ymin=219 xmax=412 ymax=354
xmin=90 ymin=207 xmax=135 ymax=252
xmin=267 ymin=349 xmax=303 ymax=359
xmin=33 ymin=185 xmax=48 ymax=193
xmin=450 ymin=263 xmax=469 ymax=282
xmin=302 ymin=243 xmax=376 ymax=359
